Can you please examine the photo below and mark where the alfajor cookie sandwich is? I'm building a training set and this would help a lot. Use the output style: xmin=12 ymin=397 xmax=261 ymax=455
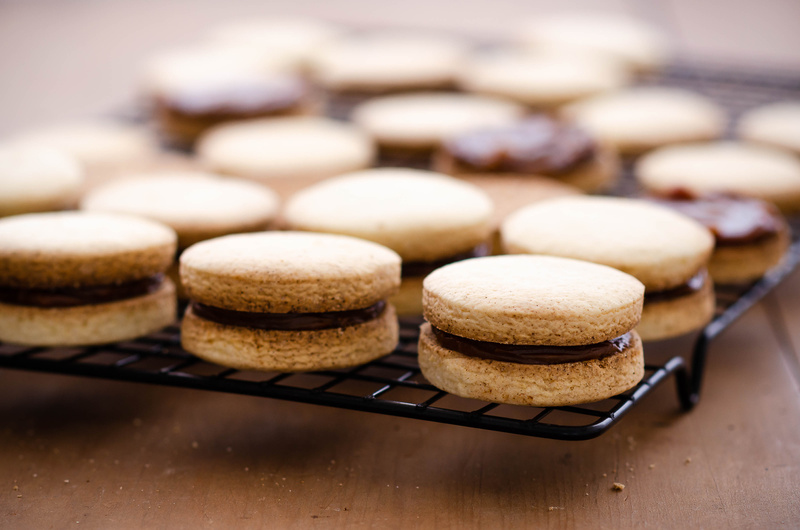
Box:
xmin=502 ymin=196 xmax=716 ymax=341
xmin=142 ymin=46 xmax=316 ymax=145
xmin=0 ymin=144 xmax=84 ymax=217
xmin=283 ymin=168 xmax=494 ymax=316
xmin=737 ymin=101 xmax=800 ymax=156
xmin=648 ymin=190 xmax=791 ymax=284
xmin=636 ymin=142 xmax=800 ymax=213
xmin=81 ymin=171 xmax=281 ymax=296
xmin=419 ymin=255 xmax=645 ymax=407
xmin=434 ymin=114 xmax=619 ymax=193
xmin=0 ymin=212 xmax=177 ymax=346
xmin=180 ymin=232 xmax=400 ymax=372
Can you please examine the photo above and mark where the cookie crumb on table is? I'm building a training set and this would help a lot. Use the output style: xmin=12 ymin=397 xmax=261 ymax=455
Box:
xmin=612 ymin=482 xmax=625 ymax=491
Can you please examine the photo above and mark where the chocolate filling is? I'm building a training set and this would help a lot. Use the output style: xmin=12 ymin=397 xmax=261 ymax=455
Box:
xmin=191 ymin=300 xmax=387 ymax=331
xmin=157 ymin=75 xmax=309 ymax=118
xmin=644 ymin=269 xmax=707 ymax=304
xmin=443 ymin=116 xmax=597 ymax=175
xmin=431 ymin=326 xmax=631 ymax=365
xmin=402 ymin=243 xmax=491 ymax=278
xmin=649 ymin=190 xmax=785 ymax=246
xmin=0 ymin=275 xmax=165 ymax=308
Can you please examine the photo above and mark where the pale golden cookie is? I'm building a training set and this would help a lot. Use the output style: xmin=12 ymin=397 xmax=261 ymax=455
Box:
xmin=502 ymin=196 xmax=714 ymax=290
xmin=351 ymin=93 xmax=525 ymax=150
xmin=636 ymin=142 xmax=800 ymax=212
xmin=179 ymin=231 xmax=400 ymax=313
xmin=459 ymin=50 xmax=628 ymax=108
xmin=563 ymin=88 xmax=726 ymax=155
xmin=737 ymin=101 xmax=800 ymax=156
xmin=422 ymin=255 xmax=644 ymax=346
xmin=0 ymin=144 xmax=84 ymax=217
xmin=81 ymin=171 xmax=280 ymax=249
xmin=517 ymin=13 xmax=672 ymax=72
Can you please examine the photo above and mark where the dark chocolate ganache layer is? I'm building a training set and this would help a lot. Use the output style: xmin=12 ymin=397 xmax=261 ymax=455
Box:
xmin=430 ymin=326 xmax=632 ymax=365
xmin=158 ymin=75 xmax=309 ymax=117
xmin=402 ymin=243 xmax=491 ymax=278
xmin=442 ymin=116 xmax=597 ymax=175
xmin=0 ymin=275 xmax=165 ymax=308
xmin=644 ymin=269 xmax=707 ymax=305
xmin=191 ymin=300 xmax=387 ymax=331
xmin=649 ymin=190 xmax=785 ymax=246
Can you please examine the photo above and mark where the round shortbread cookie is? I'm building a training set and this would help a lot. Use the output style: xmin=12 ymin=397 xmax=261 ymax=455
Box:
xmin=81 ymin=172 xmax=280 ymax=249
xmin=209 ymin=17 xmax=343 ymax=69
xmin=423 ymin=255 xmax=644 ymax=346
xmin=9 ymin=121 xmax=158 ymax=179
xmin=0 ymin=212 xmax=177 ymax=289
xmin=197 ymin=117 xmax=374 ymax=186
xmin=562 ymin=88 xmax=726 ymax=154
xmin=351 ymin=93 xmax=525 ymax=150
xmin=638 ymin=276 xmax=715 ymax=341
xmin=0 ymin=279 xmax=176 ymax=347
xmin=636 ymin=142 xmax=800 ymax=212
xmin=0 ymin=144 xmax=84 ymax=217
xmin=517 ymin=13 xmax=672 ymax=72
xmin=181 ymin=302 xmax=397 ymax=372
xmin=502 ymin=196 xmax=714 ymax=290
xmin=180 ymin=231 xmax=401 ymax=313
xmin=310 ymin=32 xmax=468 ymax=92
xmin=737 ymin=101 xmax=800 ymax=156
xmin=283 ymin=168 xmax=494 ymax=261
xmin=419 ymin=323 xmax=644 ymax=406
xmin=458 ymin=51 xmax=629 ymax=108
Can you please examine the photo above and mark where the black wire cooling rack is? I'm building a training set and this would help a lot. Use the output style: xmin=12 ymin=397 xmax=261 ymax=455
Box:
xmin=1 ymin=62 xmax=799 ymax=441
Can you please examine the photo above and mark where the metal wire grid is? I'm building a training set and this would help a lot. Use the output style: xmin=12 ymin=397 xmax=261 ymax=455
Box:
xmin=1 ymin=62 xmax=799 ymax=440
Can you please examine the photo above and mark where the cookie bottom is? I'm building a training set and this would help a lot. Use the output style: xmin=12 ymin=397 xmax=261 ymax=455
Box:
xmin=638 ymin=275 xmax=715 ymax=341
xmin=418 ymin=323 xmax=644 ymax=407
xmin=181 ymin=303 xmax=399 ymax=372
xmin=0 ymin=279 xmax=176 ymax=346
xmin=710 ymin=229 xmax=790 ymax=284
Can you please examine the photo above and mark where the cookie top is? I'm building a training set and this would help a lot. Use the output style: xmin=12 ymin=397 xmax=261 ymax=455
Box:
xmin=502 ymin=196 xmax=714 ymax=290
xmin=636 ymin=142 xmax=800 ymax=212
xmin=9 ymin=121 xmax=157 ymax=175
xmin=352 ymin=93 xmax=525 ymax=149
xmin=737 ymin=101 xmax=800 ymax=155
xmin=284 ymin=168 xmax=494 ymax=261
xmin=0 ymin=212 xmax=177 ymax=289
xmin=563 ymin=87 xmax=725 ymax=154
xmin=197 ymin=117 xmax=374 ymax=179
xmin=209 ymin=17 xmax=343 ymax=69
xmin=459 ymin=51 xmax=628 ymax=108
xmin=0 ymin=145 xmax=84 ymax=217
xmin=81 ymin=172 xmax=280 ymax=249
xmin=423 ymin=255 xmax=644 ymax=346
xmin=180 ymin=231 xmax=401 ymax=313
xmin=310 ymin=32 xmax=468 ymax=91
xmin=517 ymin=13 xmax=672 ymax=72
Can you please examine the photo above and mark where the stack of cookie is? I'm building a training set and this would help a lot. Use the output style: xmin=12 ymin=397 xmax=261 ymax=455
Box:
xmin=1 ymin=12 xmax=796 ymax=409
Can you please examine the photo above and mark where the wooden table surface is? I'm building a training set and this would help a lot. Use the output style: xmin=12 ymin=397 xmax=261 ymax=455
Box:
xmin=2 ymin=1 xmax=800 ymax=528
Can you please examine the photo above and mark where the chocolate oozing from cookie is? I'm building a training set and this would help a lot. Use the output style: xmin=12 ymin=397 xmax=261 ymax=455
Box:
xmin=430 ymin=326 xmax=631 ymax=365
xmin=442 ymin=116 xmax=597 ymax=174
xmin=191 ymin=300 xmax=387 ymax=331
xmin=156 ymin=75 xmax=310 ymax=120
xmin=401 ymin=243 xmax=491 ymax=278
xmin=644 ymin=269 xmax=708 ymax=304
xmin=649 ymin=190 xmax=786 ymax=246
xmin=0 ymin=275 xmax=166 ymax=308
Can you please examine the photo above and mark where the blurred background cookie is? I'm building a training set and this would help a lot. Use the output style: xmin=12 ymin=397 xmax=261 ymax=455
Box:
xmin=737 ymin=101 xmax=800 ymax=156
